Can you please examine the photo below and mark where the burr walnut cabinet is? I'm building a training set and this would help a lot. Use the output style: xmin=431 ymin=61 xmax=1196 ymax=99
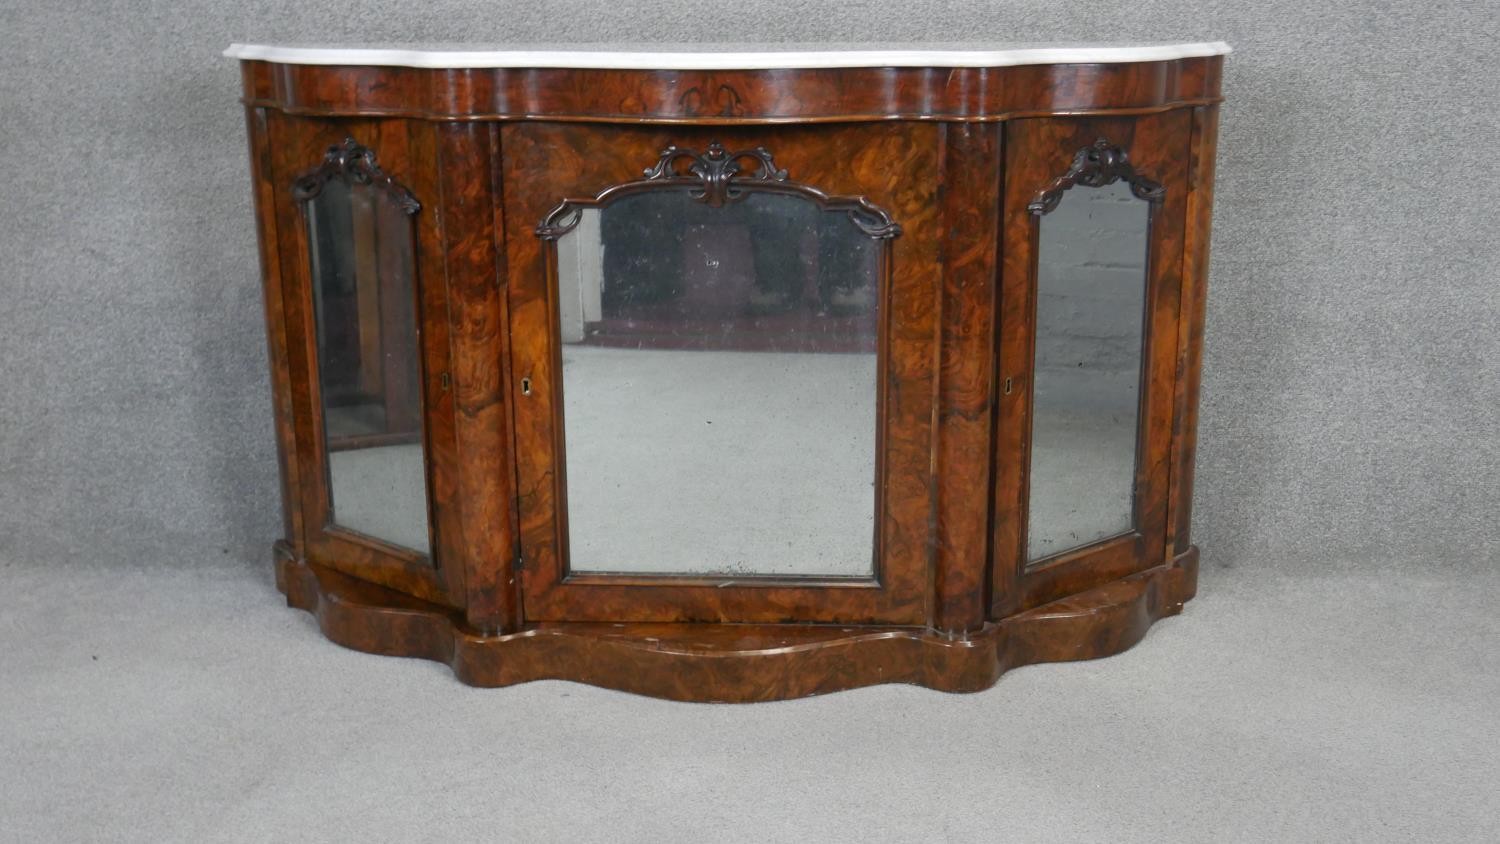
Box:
xmin=228 ymin=42 xmax=1227 ymax=701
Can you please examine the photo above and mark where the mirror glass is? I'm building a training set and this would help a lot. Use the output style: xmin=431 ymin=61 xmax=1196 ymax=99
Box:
xmin=305 ymin=177 xmax=430 ymax=554
xmin=1027 ymin=179 xmax=1149 ymax=563
xmin=553 ymin=190 xmax=881 ymax=576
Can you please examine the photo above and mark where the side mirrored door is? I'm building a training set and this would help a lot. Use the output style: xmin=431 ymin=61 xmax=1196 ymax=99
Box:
xmin=269 ymin=119 xmax=462 ymax=607
xmin=995 ymin=112 xmax=1191 ymax=613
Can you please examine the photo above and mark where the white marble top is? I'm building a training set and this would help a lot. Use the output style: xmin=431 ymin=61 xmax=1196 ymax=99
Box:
xmin=223 ymin=42 xmax=1230 ymax=70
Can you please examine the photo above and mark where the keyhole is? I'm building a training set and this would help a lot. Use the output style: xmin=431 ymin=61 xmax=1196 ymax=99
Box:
xmin=521 ymin=377 xmax=532 ymax=396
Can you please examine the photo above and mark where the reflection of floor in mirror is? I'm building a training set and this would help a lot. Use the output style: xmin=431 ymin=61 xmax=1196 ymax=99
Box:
xmin=1027 ymin=366 xmax=1140 ymax=562
xmin=328 ymin=444 xmax=430 ymax=555
xmin=581 ymin=308 xmax=876 ymax=354
xmin=561 ymin=345 xmax=877 ymax=577
xmin=324 ymin=354 xmax=1147 ymax=575
xmin=1026 ymin=411 xmax=1138 ymax=562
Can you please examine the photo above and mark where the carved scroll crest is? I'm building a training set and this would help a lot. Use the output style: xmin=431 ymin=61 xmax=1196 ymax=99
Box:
xmin=537 ymin=142 xmax=900 ymax=240
xmin=1028 ymin=138 xmax=1164 ymax=216
xmin=640 ymin=141 xmax=788 ymax=207
xmin=292 ymin=137 xmax=420 ymax=215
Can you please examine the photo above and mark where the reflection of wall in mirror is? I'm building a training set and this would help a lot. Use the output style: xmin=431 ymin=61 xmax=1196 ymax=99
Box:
xmin=1027 ymin=180 xmax=1151 ymax=562
xmin=1035 ymin=180 xmax=1149 ymax=411
xmin=556 ymin=208 xmax=603 ymax=344
xmin=554 ymin=195 xmax=878 ymax=354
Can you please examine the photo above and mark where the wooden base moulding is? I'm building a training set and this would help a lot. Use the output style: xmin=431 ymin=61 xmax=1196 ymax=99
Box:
xmin=274 ymin=542 xmax=1198 ymax=703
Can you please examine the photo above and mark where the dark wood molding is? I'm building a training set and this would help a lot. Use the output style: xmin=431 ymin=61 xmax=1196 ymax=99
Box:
xmin=536 ymin=141 xmax=901 ymax=239
xmin=275 ymin=542 xmax=1198 ymax=701
xmin=1167 ymin=104 xmax=1221 ymax=558
xmin=641 ymin=141 xmax=787 ymax=200
xmin=1027 ymin=138 xmax=1165 ymax=215
xmin=239 ymin=57 xmax=1223 ymax=124
xmin=244 ymin=105 xmax=305 ymax=556
xmin=292 ymin=137 xmax=421 ymax=214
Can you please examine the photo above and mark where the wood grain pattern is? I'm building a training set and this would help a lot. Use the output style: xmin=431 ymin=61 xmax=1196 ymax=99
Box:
xmin=402 ymin=120 xmax=466 ymax=603
xmin=431 ymin=122 xmax=519 ymax=633
xmin=243 ymin=106 xmax=303 ymax=554
xmin=275 ymin=541 xmax=1197 ymax=701
xmin=1167 ymin=105 xmax=1220 ymax=558
xmin=240 ymin=58 xmax=1222 ymax=124
xmin=932 ymin=123 xmax=1002 ymax=634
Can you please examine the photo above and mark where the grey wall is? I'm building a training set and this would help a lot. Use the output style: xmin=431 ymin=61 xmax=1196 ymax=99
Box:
xmin=1 ymin=1 xmax=1496 ymax=574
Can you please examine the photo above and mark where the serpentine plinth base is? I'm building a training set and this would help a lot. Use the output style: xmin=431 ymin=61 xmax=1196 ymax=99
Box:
xmin=274 ymin=544 xmax=1197 ymax=702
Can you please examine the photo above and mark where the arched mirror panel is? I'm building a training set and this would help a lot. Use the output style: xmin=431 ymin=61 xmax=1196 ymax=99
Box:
xmin=1025 ymin=140 xmax=1163 ymax=564
xmin=538 ymin=143 xmax=900 ymax=578
xmin=296 ymin=138 xmax=432 ymax=556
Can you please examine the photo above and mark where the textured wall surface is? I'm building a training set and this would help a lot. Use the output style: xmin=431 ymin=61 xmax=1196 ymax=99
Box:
xmin=1 ymin=1 xmax=1496 ymax=574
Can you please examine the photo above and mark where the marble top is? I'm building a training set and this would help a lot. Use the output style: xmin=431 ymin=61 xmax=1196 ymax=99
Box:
xmin=223 ymin=42 xmax=1230 ymax=70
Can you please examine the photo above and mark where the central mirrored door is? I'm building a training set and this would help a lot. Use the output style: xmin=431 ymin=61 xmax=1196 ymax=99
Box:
xmin=505 ymin=124 xmax=936 ymax=625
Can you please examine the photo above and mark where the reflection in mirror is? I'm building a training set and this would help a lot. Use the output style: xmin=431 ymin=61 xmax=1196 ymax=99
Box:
xmin=1027 ymin=179 xmax=1149 ymax=563
xmin=553 ymin=190 xmax=883 ymax=576
xmin=304 ymin=170 xmax=430 ymax=554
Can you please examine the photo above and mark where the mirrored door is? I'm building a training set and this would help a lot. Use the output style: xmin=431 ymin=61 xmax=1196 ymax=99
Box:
xmin=299 ymin=150 xmax=431 ymax=556
xmin=278 ymin=124 xmax=460 ymax=608
xmin=505 ymin=124 xmax=938 ymax=625
xmin=995 ymin=114 xmax=1191 ymax=612
xmin=1026 ymin=167 xmax=1152 ymax=564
